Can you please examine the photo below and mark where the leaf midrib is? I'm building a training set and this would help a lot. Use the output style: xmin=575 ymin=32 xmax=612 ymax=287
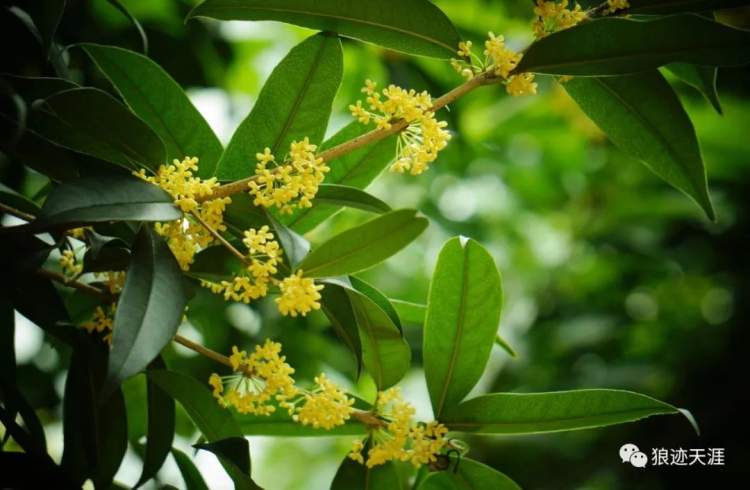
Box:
xmin=194 ymin=4 xmax=454 ymax=53
xmin=444 ymin=407 xmax=675 ymax=429
xmin=435 ymin=243 xmax=469 ymax=419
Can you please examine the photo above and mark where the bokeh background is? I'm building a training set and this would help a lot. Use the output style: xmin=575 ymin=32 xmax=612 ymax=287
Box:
xmin=2 ymin=0 xmax=749 ymax=488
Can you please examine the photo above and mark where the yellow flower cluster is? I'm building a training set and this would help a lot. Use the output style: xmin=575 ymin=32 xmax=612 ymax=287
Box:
xmin=605 ymin=0 xmax=629 ymax=14
xmin=348 ymin=387 xmax=449 ymax=468
xmin=136 ymin=157 xmax=231 ymax=270
xmin=248 ymin=138 xmax=330 ymax=214
xmin=350 ymin=80 xmax=451 ymax=175
xmin=275 ymin=270 xmax=324 ymax=317
xmin=294 ymin=373 xmax=355 ymax=430
xmin=200 ymin=225 xmax=282 ymax=304
xmin=81 ymin=303 xmax=116 ymax=344
xmin=532 ymin=1 xmax=587 ymax=39
xmin=209 ymin=341 xmax=354 ymax=430
xmin=484 ymin=33 xmax=538 ymax=97
xmin=59 ymin=249 xmax=82 ymax=278
xmin=97 ymin=271 xmax=126 ymax=294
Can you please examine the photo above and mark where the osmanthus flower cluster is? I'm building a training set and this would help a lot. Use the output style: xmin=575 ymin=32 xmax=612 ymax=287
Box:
xmin=451 ymin=33 xmax=538 ymax=97
xmin=209 ymin=340 xmax=354 ymax=430
xmin=349 ymin=387 xmax=450 ymax=468
xmin=136 ymin=156 xmax=230 ymax=270
xmin=531 ymin=0 xmax=588 ymax=39
xmin=605 ymin=0 xmax=630 ymax=15
xmin=248 ymin=137 xmax=330 ymax=214
xmin=350 ymin=80 xmax=451 ymax=175
xmin=81 ymin=303 xmax=116 ymax=344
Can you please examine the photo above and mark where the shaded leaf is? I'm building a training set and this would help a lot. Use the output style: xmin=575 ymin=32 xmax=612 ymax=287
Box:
xmin=106 ymin=226 xmax=188 ymax=392
xmin=517 ymin=14 xmax=750 ymax=76
xmin=440 ymin=389 xmax=698 ymax=435
xmin=331 ymin=455 xmax=401 ymax=490
xmin=215 ymin=33 xmax=342 ymax=180
xmin=564 ymin=71 xmax=714 ymax=220
xmin=627 ymin=0 xmax=750 ymax=14
xmin=320 ymin=281 xmax=363 ymax=375
xmin=418 ymin=457 xmax=520 ymax=490
xmin=267 ymin=212 xmax=310 ymax=269
xmin=297 ymin=209 xmax=428 ymax=278
xmin=0 ymin=181 xmax=39 ymax=217
xmin=188 ymin=0 xmax=460 ymax=58
xmin=310 ymin=184 xmax=391 ymax=214
xmin=349 ymin=276 xmax=402 ymax=333
xmin=194 ymin=437 xmax=251 ymax=475
xmin=390 ymin=299 xmax=426 ymax=325
xmin=172 ymin=448 xmax=209 ymax=490
xmin=424 ymin=237 xmax=503 ymax=419
xmin=82 ymin=44 xmax=223 ymax=177
xmin=665 ymin=63 xmax=722 ymax=114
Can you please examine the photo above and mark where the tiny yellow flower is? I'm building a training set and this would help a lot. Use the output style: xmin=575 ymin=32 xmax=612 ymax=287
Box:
xmin=275 ymin=270 xmax=324 ymax=317
xmin=81 ymin=303 xmax=117 ymax=344
xmin=59 ymin=249 xmax=82 ymax=278
xmin=605 ymin=0 xmax=629 ymax=14
xmin=294 ymin=373 xmax=355 ymax=430
xmin=484 ymin=32 xmax=521 ymax=79
xmin=506 ymin=73 xmax=538 ymax=96
xmin=532 ymin=1 xmax=588 ymax=39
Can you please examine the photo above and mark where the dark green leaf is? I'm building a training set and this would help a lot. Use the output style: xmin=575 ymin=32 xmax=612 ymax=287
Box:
xmin=106 ymin=226 xmax=188 ymax=392
xmin=194 ymin=437 xmax=251 ymax=475
xmin=135 ymin=358 xmax=175 ymax=488
xmin=282 ymin=122 xmax=397 ymax=233
xmin=665 ymin=63 xmax=722 ymax=114
xmin=418 ymin=457 xmax=520 ymax=490
xmin=349 ymin=276 xmax=402 ymax=332
xmin=627 ymin=0 xmax=750 ymax=14
xmin=104 ymin=0 xmax=148 ymax=54
xmin=12 ymin=175 xmax=180 ymax=232
xmin=22 ymin=0 xmax=66 ymax=54
xmin=297 ymin=209 xmax=428 ymax=278
xmin=30 ymin=87 xmax=166 ymax=171
xmin=2 ymin=74 xmax=78 ymax=103
xmin=267 ymin=212 xmax=310 ymax=269
xmin=424 ymin=237 xmax=503 ymax=419
xmin=348 ymin=288 xmax=411 ymax=389
xmin=320 ymin=282 xmax=363 ymax=375
xmin=0 ymin=298 xmax=15 ymax=385
xmin=82 ymin=44 xmax=223 ymax=177
xmin=517 ymin=15 xmax=750 ymax=76
xmin=188 ymin=0 xmax=460 ymax=58
xmin=223 ymin=193 xmax=273 ymax=236
xmin=215 ymin=33 xmax=342 ymax=180
xmin=309 ymin=184 xmax=391 ymax=213
xmin=331 ymin=455 xmax=401 ymax=490
xmin=190 ymin=244 xmax=245 ymax=282
xmin=564 ymin=71 xmax=714 ymax=220
xmin=172 ymin=448 xmax=209 ymax=490
xmin=0 ymin=182 xmax=39 ymax=217
xmin=440 ymin=389 xmax=698 ymax=435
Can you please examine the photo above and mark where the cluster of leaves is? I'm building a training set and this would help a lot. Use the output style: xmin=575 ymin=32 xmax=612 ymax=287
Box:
xmin=2 ymin=0 xmax=748 ymax=488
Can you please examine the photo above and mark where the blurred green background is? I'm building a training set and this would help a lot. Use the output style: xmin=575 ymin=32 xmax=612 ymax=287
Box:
xmin=2 ymin=0 xmax=749 ymax=488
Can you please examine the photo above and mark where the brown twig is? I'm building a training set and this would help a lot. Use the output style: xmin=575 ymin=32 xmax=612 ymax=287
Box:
xmin=189 ymin=209 xmax=249 ymax=265
xmin=37 ymin=268 xmax=113 ymax=301
xmin=0 ymin=202 xmax=36 ymax=221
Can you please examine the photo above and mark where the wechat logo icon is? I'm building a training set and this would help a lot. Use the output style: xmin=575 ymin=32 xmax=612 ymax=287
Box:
xmin=620 ymin=443 xmax=648 ymax=468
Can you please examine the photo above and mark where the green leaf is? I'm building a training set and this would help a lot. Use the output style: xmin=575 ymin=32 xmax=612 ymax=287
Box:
xmin=215 ymin=33 xmax=342 ymax=180
xmin=347 ymin=288 xmax=411 ymax=390
xmin=391 ymin=299 xmax=426 ymax=325
xmin=135 ymin=358 xmax=175 ymax=488
xmin=627 ymin=0 xmax=750 ymax=15
xmin=349 ymin=276 xmax=402 ymax=333
xmin=237 ymin=410 xmax=368 ymax=437
xmin=106 ymin=226 xmax=188 ymax=392
xmin=563 ymin=71 xmax=715 ymax=220
xmin=188 ymin=0 xmax=460 ymax=58
xmin=424 ymin=237 xmax=503 ymax=419
xmin=517 ymin=14 xmax=750 ymax=76
xmin=331 ymin=456 xmax=401 ymax=490
xmin=148 ymin=370 xmax=262 ymax=489
xmin=30 ymin=87 xmax=166 ymax=171
xmin=440 ymin=389 xmax=698 ymax=435
xmin=267 ymin=212 xmax=310 ymax=269
xmin=190 ymin=244 xmax=246 ymax=282
xmin=282 ymin=121 xmax=397 ymax=233
xmin=665 ymin=63 xmax=722 ymax=114
xmin=418 ymin=457 xmax=520 ymax=490
xmin=194 ymin=437 xmax=251 ymax=480
xmin=307 ymin=184 xmax=391 ymax=214
xmin=297 ymin=209 xmax=428 ymax=278
xmin=0 ymin=181 xmax=39 ymax=217
xmin=172 ymin=448 xmax=209 ymax=490
xmin=13 ymin=175 xmax=180 ymax=232
xmin=320 ymin=282 xmax=363 ymax=375
xmin=104 ymin=0 xmax=148 ymax=54
xmin=223 ymin=193 xmax=272 ymax=236
xmin=82 ymin=44 xmax=223 ymax=177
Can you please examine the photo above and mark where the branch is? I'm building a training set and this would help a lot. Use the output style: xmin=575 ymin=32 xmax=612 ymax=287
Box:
xmin=0 ymin=202 xmax=35 ymax=222
xmin=37 ymin=268 xmax=113 ymax=302
xmin=189 ymin=209 xmax=249 ymax=266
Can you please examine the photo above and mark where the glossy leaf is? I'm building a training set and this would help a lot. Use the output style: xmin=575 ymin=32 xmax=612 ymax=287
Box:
xmin=267 ymin=212 xmax=310 ymax=269
xmin=320 ymin=281 xmax=363 ymax=374
xmin=194 ymin=437 xmax=251 ymax=481
xmin=14 ymin=175 xmax=180 ymax=232
xmin=418 ymin=457 xmax=520 ymax=490
xmin=282 ymin=121 xmax=397 ymax=233
xmin=172 ymin=448 xmax=209 ymax=490
xmin=666 ymin=63 xmax=722 ymax=114
xmin=349 ymin=276 xmax=402 ymax=332
xmin=31 ymin=87 xmax=166 ymax=170
xmin=564 ymin=71 xmax=714 ymax=220
xmin=82 ymin=44 xmax=223 ymax=177
xmin=297 ymin=209 xmax=428 ymax=278
xmin=106 ymin=226 xmax=188 ymax=392
xmin=188 ymin=0 xmax=460 ymax=58
xmin=517 ymin=15 xmax=750 ymax=76
xmin=440 ymin=389 xmax=697 ymax=435
xmin=424 ymin=237 xmax=503 ymax=419
xmin=331 ymin=456 xmax=401 ymax=490
xmin=347 ymin=289 xmax=411 ymax=389
xmin=135 ymin=358 xmax=175 ymax=488
xmin=308 ymin=184 xmax=391 ymax=214
xmin=215 ymin=33 xmax=342 ymax=180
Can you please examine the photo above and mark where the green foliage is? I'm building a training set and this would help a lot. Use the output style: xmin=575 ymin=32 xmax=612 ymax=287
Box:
xmin=172 ymin=448 xmax=210 ymax=490
xmin=331 ymin=456 xmax=401 ymax=490
xmin=418 ymin=458 xmax=520 ymax=490
xmin=83 ymin=44 xmax=223 ymax=177
xmin=216 ymin=33 xmax=343 ymax=180
xmin=564 ymin=71 xmax=714 ymax=219
xmin=518 ymin=14 xmax=750 ymax=75
xmin=665 ymin=63 xmax=722 ymax=114
xmin=298 ymin=209 xmax=428 ymax=277
xmin=188 ymin=0 xmax=461 ymax=58
xmin=135 ymin=359 xmax=175 ymax=488
xmin=424 ymin=237 xmax=503 ymax=418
